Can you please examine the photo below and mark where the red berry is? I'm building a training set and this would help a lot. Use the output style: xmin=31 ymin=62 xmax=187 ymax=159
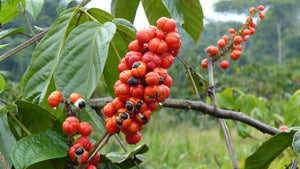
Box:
xmin=136 ymin=28 xmax=155 ymax=43
xmin=131 ymin=61 xmax=146 ymax=77
xmin=70 ymin=93 xmax=83 ymax=104
xmin=126 ymin=132 xmax=142 ymax=145
xmin=156 ymin=29 xmax=166 ymax=39
xmin=217 ymin=39 xmax=226 ymax=48
xmin=47 ymin=91 xmax=62 ymax=107
xmin=76 ymin=136 xmax=92 ymax=151
xmin=229 ymin=28 xmax=235 ymax=34
xmin=249 ymin=7 xmax=255 ymax=14
xmin=279 ymin=125 xmax=288 ymax=131
xmin=119 ymin=70 xmax=133 ymax=84
xmin=144 ymin=85 xmax=158 ymax=103
xmin=201 ymin=59 xmax=208 ymax=69
xmin=145 ymin=72 xmax=161 ymax=85
xmin=130 ymin=84 xmax=144 ymax=98
xmin=118 ymin=58 xmax=130 ymax=73
xmin=235 ymin=44 xmax=242 ymax=51
xmin=105 ymin=116 xmax=120 ymax=134
xmin=124 ymin=51 xmax=143 ymax=67
xmin=148 ymin=38 xmax=168 ymax=54
xmin=147 ymin=101 xmax=159 ymax=111
xmin=89 ymin=153 xmax=100 ymax=165
xmin=78 ymin=122 xmax=92 ymax=136
xmin=249 ymin=27 xmax=256 ymax=35
xmin=230 ymin=50 xmax=241 ymax=60
xmin=128 ymin=40 xmax=143 ymax=52
xmin=69 ymin=143 xmax=83 ymax=160
xmin=142 ymin=52 xmax=161 ymax=71
xmin=163 ymin=75 xmax=172 ymax=87
xmin=156 ymin=17 xmax=176 ymax=32
xmin=234 ymin=36 xmax=242 ymax=44
xmin=62 ymin=117 xmax=79 ymax=136
xmin=160 ymin=52 xmax=174 ymax=69
xmin=114 ymin=83 xmax=131 ymax=102
xmin=220 ymin=60 xmax=230 ymax=69
xmin=243 ymin=29 xmax=250 ymax=36
xmin=259 ymin=13 xmax=265 ymax=19
xmin=165 ymin=32 xmax=181 ymax=51
xmin=210 ymin=46 xmax=219 ymax=54
xmin=77 ymin=150 xmax=89 ymax=163
xmin=258 ymin=5 xmax=264 ymax=11
xmin=112 ymin=97 xmax=125 ymax=110
xmin=86 ymin=165 xmax=97 ymax=169
xmin=103 ymin=103 xmax=116 ymax=117
xmin=222 ymin=35 xmax=230 ymax=42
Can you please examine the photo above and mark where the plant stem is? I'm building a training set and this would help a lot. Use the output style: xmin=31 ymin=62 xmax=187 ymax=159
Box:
xmin=0 ymin=28 xmax=49 ymax=62
xmin=19 ymin=3 xmax=37 ymax=45
xmin=206 ymin=52 xmax=239 ymax=169
xmin=7 ymin=111 xmax=32 ymax=136
xmin=0 ymin=151 xmax=9 ymax=169
xmin=291 ymin=157 xmax=298 ymax=169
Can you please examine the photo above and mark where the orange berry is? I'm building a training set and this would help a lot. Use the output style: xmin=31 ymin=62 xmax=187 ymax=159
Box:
xmin=118 ymin=58 xmax=130 ymax=73
xmin=201 ymin=59 xmax=208 ymax=69
xmin=230 ymin=50 xmax=241 ymax=60
xmin=210 ymin=46 xmax=219 ymax=54
xmin=229 ymin=28 xmax=235 ymax=34
xmin=234 ymin=36 xmax=242 ymax=44
xmin=243 ymin=29 xmax=250 ymax=36
xmin=47 ymin=91 xmax=63 ymax=107
xmin=145 ymin=72 xmax=161 ymax=85
xmin=222 ymin=35 xmax=230 ymax=42
xmin=78 ymin=122 xmax=92 ymax=136
xmin=156 ymin=17 xmax=176 ymax=32
xmin=126 ymin=132 xmax=142 ymax=145
xmin=259 ymin=13 xmax=265 ymax=19
xmin=62 ymin=117 xmax=79 ymax=136
xmin=76 ymin=136 xmax=92 ymax=151
xmin=103 ymin=103 xmax=116 ymax=117
xmin=258 ymin=5 xmax=264 ymax=11
xmin=249 ymin=7 xmax=255 ymax=14
xmin=160 ymin=52 xmax=174 ymax=69
xmin=279 ymin=125 xmax=288 ymax=131
xmin=243 ymin=36 xmax=248 ymax=41
xmin=148 ymin=38 xmax=168 ymax=54
xmin=235 ymin=44 xmax=242 ymax=51
xmin=136 ymin=28 xmax=155 ymax=43
xmin=70 ymin=93 xmax=83 ymax=104
xmin=165 ymin=32 xmax=181 ymax=51
xmin=156 ymin=29 xmax=166 ymax=39
xmin=142 ymin=52 xmax=161 ymax=71
xmin=206 ymin=46 xmax=213 ymax=53
xmin=249 ymin=27 xmax=256 ymax=35
xmin=217 ymin=39 xmax=226 ymax=48
xmin=220 ymin=60 xmax=230 ymax=69
xmin=128 ymin=40 xmax=143 ymax=52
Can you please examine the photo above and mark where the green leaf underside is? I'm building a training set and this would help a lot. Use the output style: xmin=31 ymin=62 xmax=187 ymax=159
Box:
xmin=216 ymin=88 xmax=236 ymax=110
xmin=11 ymin=123 xmax=68 ymax=169
xmin=88 ymin=8 xmax=136 ymax=97
xmin=56 ymin=0 xmax=74 ymax=16
xmin=99 ymin=155 xmax=120 ymax=169
xmin=0 ymin=27 xmax=25 ymax=40
xmin=23 ymin=8 xmax=80 ymax=104
xmin=0 ymin=74 xmax=5 ymax=92
xmin=292 ymin=131 xmax=300 ymax=155
xmin=15 ymin=100 xmax=54 ymax=134
xmin=245 ymin=130 xmax=296 ymax=169
xmin=185 ymin=65 xmax=208 ymax=94
xmin=106 ymin=144 xmax=149 ymax=168
xmin=0 ymin=107 xmax=16 ymax=169
xmin=284 ymin=89 xmax=300 ymax=126
xmin=54 ymin=21 xmax=116 ymax=99
xmin=25 ymin=0 xmax=44 ymax=20
xmin=0 ymin=3 xmax=20 ymax=25
xmin=111 ymin=0 xmax=140 ymax=23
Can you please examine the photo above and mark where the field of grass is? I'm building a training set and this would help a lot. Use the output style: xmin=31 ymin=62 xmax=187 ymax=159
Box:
xmin=105 ymin=110 xmax=296 ymax=169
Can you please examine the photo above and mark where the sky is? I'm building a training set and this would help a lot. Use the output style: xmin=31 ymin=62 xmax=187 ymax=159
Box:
xmin=86 ymin=0 xmax=246 ymax=30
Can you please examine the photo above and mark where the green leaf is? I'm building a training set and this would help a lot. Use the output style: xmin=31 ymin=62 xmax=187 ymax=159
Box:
xmin=184 ymin=64 xmax=208 ymax=94
xmin=112 ymin=18 xmax=137 ymax=33
xmin=216 ymin=88 xmax=236 ymax=110
xmin=111 ymin=0 xmax=140 ymax=23
xmin=23 ymin=8 xmax=82 ymax=104
xmin=292 ymin=131 xmax=300 ymax=155
xmin=0 ymin=3 xmax=20 ymax=25
xmin=237 ymin=122 xmax=249 ymax=138
xmin=87 ymin=8 xmax=115 ymax=24
xmin=33 ymin=26 xmax=48 ymax=32
xmin=162 ymin=0 xmax=204 ymax=43
xmin=245 ymin=130 xmax=296 ymax=169
xmin=56 ymin=0 xmax=74 ymax=16
xmin=25 ymin=0 xmax=44 ymax=20
xmin=54 ymin=21 xmax=116 ymax=100
xmin=11 ymin=122 xmax=68 ymax=169
xmin=0 ymin=74 xmax=5 ymax=92
xmin=99 ymin=155 xmax=120 ymax=169
xmin=27 ymin=157 xmax=67 ymax=169
xmin=141 ymin=0 xmax=171 ymax=25
xmin=0 ymin=27 xmax=25 ymax=40
xmin=106 ymin=144 xmax=149 ymax=168
xmin=0 ymin=44 xmax=9 ymax=49
xmin=236 ymin=94 xmax=256 ymax=115
xmin=0 ymin=107 xmax=16 ymax=169
xmin=284 ymin=90 xmax=300 ymax=126
xmin=6 ymin=0 xmax=21 ymax=7
xmin=15 ymin=100 xmax=55 ymax=134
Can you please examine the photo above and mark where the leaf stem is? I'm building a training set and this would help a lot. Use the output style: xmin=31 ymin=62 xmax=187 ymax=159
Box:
xmin=206 ymin=50 xmax=239 ymax=169
xmin=7 ymin=111 xmax=32 ymax=136
xmin=19 ymin=3 xmax=37 ymax=45
xmin=0 ymin=151 xmax=9 ymax=169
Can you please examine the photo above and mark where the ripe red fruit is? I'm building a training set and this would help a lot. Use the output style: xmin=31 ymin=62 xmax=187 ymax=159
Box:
xmin=105 ymin=116 xmax=120 ymax=134
xmin=153 ymin=67 xmax=168 ymax=79
xmin=157 ymin=85 xmax=170 ymax=102
xmin=210 ymin=46 xmax=219 ymax=54
xmin=258 ymin=5 xmax=264 ymax=11
xmin=220 ymin=60 xmax=230 ymax=69
xmin=135 ymin=109 xmax=151 ymax=124
xmin=147 ymin=101 xmax=159 ymax=111
xmin=136 ymin=28 xmax=155 ymax=43
xmin=217 ymin=39 xmax=226 ymax=48
xmin=229 ymin=28 xmax=235 ymax=34
xmin=130 ymin=84 xmax=144 ymax=98
xmin=249 ymin=7 xmax=255 ymax=14
xmin=47 ymin=91 xmax=62 ymax=107
xmin=89 ymin=153 xmax=100 ymax=165
xmin=118 ymin=58 xmax=130 ymax=73
xmin=279 ymin=125 xmax=288 ymax=131
xmin=249 ymin=27 xmax=256 ymax=35
xmin=124 ymin=51 xmax=143 ymax=67
xmin=160 ymin=52 xmax=174 ymax=69
xmin=144 ymin=85 xmax=158 ymax=103
xmin=142 ymin=52 xmax=161 ymax=71
xmin=127 ymin=121 xmax=142 ymax=134
xmin=234 ymin=36 xmax=242 ymax=44
xmin=156 ymin=29 xmax=166 ymax=39
xmin=131 ymin=61 xmax=146 ymax=77
xmin=201 ymin=59 xmax=208 ymax=69
xmin=62 ymin=117 xmax=79 ymax=136
xmin=103 ymin=103 xmax=116 ymax=117
xmin=230 ymin=50 xmax=241 ymax=60
xmin=235 ymin=44 xmax=242 ymax=51
xmin=165 ymin=32 xmax=181 ymax=51
xmin=259 ymin=13 xmax=265 ymax=19
xmin=76 ymin=136 xmax=92 ymax=151
xmin=70 ymin=93 xmax=83 ymax=104
xmin=145 ymin=72 xmax=161 ymax=85
xmin=163 ymin=75 xmax=172 ymax=87
xmin=77 ymin=150 xmax=89 ymax=163
xmin=69 ymin=143 xmax=83 ymax=160
xmin=206 ymin=46 xmax=213 ymax=53
xmin=128 ymin=40 xmax=143 ymax=52
xmin=222 ymin=35 xmax=230 ymax=42
xmin=119 ymin=70 xmax=133 ymax=84
xmin=115 ymin=83 xmax=131 ymax=102
xmin=112 ymin=97 xmax=125 ymax=110
xmin=78 ymin=122 xmax=92 ymax=136
xmin=86 ymin=165 xmax=97 ymax=169
xmin=148 ymin=38 xmax=168 ymax=54
xmin=156 ymin=17 xmax=176 ymax=32
xmin=126 ymin=132 xmax=142 ymax=145
xmin=243 ymin=29 xmax=250 ymax=36
xmin=243 ymin=36 xmax=248 ymax=42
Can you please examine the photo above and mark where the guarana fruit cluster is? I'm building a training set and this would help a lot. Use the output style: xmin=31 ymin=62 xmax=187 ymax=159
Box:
xmin=103 ymin=17 xmax=181 ymax=144
xmin=48 ymin=91 xmax=100 ymax=168
xmin=201 ymin=5 xmax=265 ymax=69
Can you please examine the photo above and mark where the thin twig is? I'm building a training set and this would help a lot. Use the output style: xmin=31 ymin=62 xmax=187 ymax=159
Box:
xmin=0 ymin=28 xmax=49 ymax=62
xmin=206 ymin=50 xmax=239 ymax=169
xmin=291 ymin=157 xmax=298 ymax=169
xmin=0 ymin=151 xmax=9 ymax=169
xmin=177 ymin=56 xmax=200 ymax=100
xmin=19 ymin=3 xmax=37 ymax=45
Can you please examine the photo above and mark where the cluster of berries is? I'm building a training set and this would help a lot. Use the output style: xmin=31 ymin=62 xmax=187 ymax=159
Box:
xmin=103 ymin=17 xmax=181 ymax=144
xmin=201 ymin=5 xmax=265 ymax=69
xmin=48 ymin=92 xmax=99 ymax=168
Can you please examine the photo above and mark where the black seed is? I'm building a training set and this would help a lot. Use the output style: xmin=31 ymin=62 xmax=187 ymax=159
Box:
xmin=159 ymin=76 xmax=164 ymax=85
xmin=136 ymin=100 xmax=144 ymax=110
xmin=68 ymin=111 xmax=76 ymax=117
xmin=116 ymin=118 xmax=123 ymax=128
xmin=75 ymin=147 xmax=84 ymax=156
xmin=126 ymin=101 xmax=134 ymax=112
xmin=142 ymin=116 xmax=148 ymax=124
xmin=78 ymin=101 xmax=86 ymax=109
xmin=120 ymin=113 xmax=129 ymax=120
xmin=127 ymin=77 xmax=139 ymax=86
xmin=132 ymin=61 xmax=141 ymax=69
